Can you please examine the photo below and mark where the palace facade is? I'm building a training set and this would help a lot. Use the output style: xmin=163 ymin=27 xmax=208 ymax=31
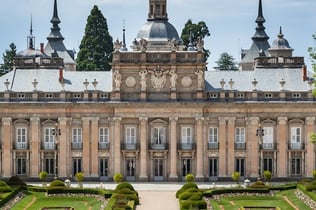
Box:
xmin=0 ymin=0 xmax=315 ymax=181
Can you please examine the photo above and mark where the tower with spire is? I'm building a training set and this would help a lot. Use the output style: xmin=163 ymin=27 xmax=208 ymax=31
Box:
xmin=44 ymin=0 xmax=76 ymax=71
xmin=240 ymin=0 xmax=270 ymax=70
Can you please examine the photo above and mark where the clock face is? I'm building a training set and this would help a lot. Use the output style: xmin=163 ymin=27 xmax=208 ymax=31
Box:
xmin=181 ymin=76 xmax=192 ymax=87
xmin=125 ymin=76 xmax=136 ymax=88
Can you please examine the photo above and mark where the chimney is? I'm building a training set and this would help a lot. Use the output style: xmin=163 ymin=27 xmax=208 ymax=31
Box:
xmin=40 ymin=43 xmax=44 ymax=53
xmin=59 ymin=67 xmax=64 ymax=82
xmin=302 ymin=65 xmax=307 ymax=81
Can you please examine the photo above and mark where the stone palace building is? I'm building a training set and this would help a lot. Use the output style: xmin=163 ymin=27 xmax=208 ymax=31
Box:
xmin=0 ymin=0 xmax=314 ymax=181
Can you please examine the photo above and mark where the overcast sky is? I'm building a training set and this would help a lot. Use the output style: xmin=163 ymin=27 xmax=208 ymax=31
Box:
xmin=0 ymin=0 xmax=315 ymax=70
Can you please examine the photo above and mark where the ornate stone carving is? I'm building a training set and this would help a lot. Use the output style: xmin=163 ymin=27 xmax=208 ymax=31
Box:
xmin=195 ymin=69 xmax=204 ymax=90
xmin=113 ymin=70 xmax=122 ymax=91
xmin=125 ymin=76 xmax=136 ymax=88
xmin=148 ymin=66 xmax=168 ymax=91
xmin=139 ymin=70 xmax=148 ymax=91
xmin=169 ymin=69 xmax=178 ymax=90
xmin=181 ymin=76 xmax=192 ymax=88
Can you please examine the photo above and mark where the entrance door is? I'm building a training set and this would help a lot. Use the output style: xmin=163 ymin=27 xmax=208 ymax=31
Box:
xmin=182 ymin=158 xmax=192 ymax=179
xmin=154 ymin=158 xmax=164 ymax=181
xmin=73 ymin=158 xmax=82 ymax=176
xmin=99 ymin=158 xmax=108 ymax=181
xmin=126 ymin=158 xmax=136 ymax=181
xmin=235 ymin=158 xmax=245 ymax=177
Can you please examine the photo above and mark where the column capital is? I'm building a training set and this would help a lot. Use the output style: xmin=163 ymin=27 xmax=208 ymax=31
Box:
xmin=169 ymin=117 xmax=178 ymax=122
xmin=112 ymin=117 xmax=122 ymax=125
xmin=278 ymin=117 xmax=288 ymax=125
xmin=195 ymin=116 xmax=205 ymax=122
xmin=58 ymin=117 xmax=70 ymax=125
xmin=306 ymin=117 xmax=316 ymax=125
xmin=227 ymin=117 xmax=236 ymax=125
xmin=139 ymin=117 xmax=148 ymax=123
xmin=218 ymin=117 xmax=226 ymax=125
xmin=2 ymin=117 xmax=12 ymax=125
xmin=247 ymin=117 xmax=260 ymax=125
xmin=30 ymin=116 xmax=40 ymax=122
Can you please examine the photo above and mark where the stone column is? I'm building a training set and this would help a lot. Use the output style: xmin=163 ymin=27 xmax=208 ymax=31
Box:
xmin=305 ymin=117 xmax=315 ymax=177
xmin=113 ymin=117 xmax=122 ymax=174
xmin=195 ymin=116 xmax=204 ymax=180
xmin=139 ymin=117 xmax=148 ymax=181
xmin=277 ymin=117 xmax=288 ymax=178
xmin=218 ymin=117 xmax=227 ymax=177
xmin=58 ymin=117 xmax=68 ymax=178
xmin=90 ymin=117 xmax=99 ymax=178
xmin=82 ymin=117 xmax=90 ymax=175
xmin=227 ymin=117 xmax=235 ymax=176
xmin=247 ymin=117 xmax=260 ymax=177
xmin=2 ymin=117 xmax=12 ymax=177
xmin=169 ymin=117 xmax=178 ymax=181
xmin=30 ymin=117 xmax=40 ymax=178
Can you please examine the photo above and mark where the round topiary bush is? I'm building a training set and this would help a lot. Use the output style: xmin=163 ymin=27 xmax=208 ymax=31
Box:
xmin=116 ymin=182 xmax=135 ymax=191
xmin=50 ymin=179 xmax=66 ymax=187
xmin=6 ymin=176 xmax=26 ymax=186
xmin=250 ymin=180 xmax=267 ymax=188
xmin=185 ymin=173 xmax=195 ymax=182
xmin=113 ymin=173 xmax=124 ymax=183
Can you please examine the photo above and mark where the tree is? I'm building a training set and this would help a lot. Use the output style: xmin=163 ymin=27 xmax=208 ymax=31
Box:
xmin=214 ymin=52 xmax=238 ymax=71
xmin=181 ymin=19 xmax=211 ymax=62
xmin=76 ymin=5 xmax=113 ymax=71
xmin=1 ymin=43 xmax=16 ymax=74
xmin=308 ymin=33 xmax=316 ymax=72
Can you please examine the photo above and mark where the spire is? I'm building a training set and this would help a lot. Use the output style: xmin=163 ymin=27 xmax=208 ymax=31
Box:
xmin=256 ymin=0 xmax=265 ymax=24
xmin=278 ymin=26 xmax=284 ymax=39
xmin=121 ymin=20 xmax=128 ymax=51
xmin=252 ymin=0 xmax=269 ymax=43
xmin=27 ymin=15 xmax=35 ymax=49
xmin=148 ymin=0 xmax=168 ymax=20
xmin=47 ymin=0 xmax=64 ymax=42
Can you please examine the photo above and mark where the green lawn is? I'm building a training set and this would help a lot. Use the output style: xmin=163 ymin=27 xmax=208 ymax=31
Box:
xmin=11 ymin=192 xmax=105 ymax=210
xmin=209 ymin=189 xmax=310 ymax=210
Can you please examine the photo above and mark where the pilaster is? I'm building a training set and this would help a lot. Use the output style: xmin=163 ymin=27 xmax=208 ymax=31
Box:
xmin=277 ymin=117 xmax=288 ymax=177
xmin=139 ymin=117 xmax=148 ymax=181
xmin=305 ymin=117 xmax=315 ymax=177
xmin=58 ymin=117 xmax=69 ymax=178
xmin=195 ymin=117 xmax=204 ymax=180
xmin=81 ymin=117 xmax=90 ymax=175
xmin=30 ymin=117 xmax=40 ymax=178
xmin=218 ymin=117 xmax=227 ymax=177
xmin=247 ymin=117 xmax=260 ymax=177
xmin=90 ymin=117 xmax=99 ymax=177
xmin=113 ymin=117 xmax=122 ymax=174
xmin=2 ymin=117 xmax=12 ymax=177
xmin=169 ymin=117 xmax=178 ymax=181
xmin=227 ymin=117 xmax=235 ymax=176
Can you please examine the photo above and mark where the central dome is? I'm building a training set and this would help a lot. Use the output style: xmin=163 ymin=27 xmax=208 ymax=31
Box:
xmin=136 ymin=20 xmax=180 ymax=41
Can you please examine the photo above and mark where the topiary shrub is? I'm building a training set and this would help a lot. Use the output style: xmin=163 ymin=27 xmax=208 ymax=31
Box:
xmin=116 ymin=182 xmax=135 ymax=191
xmin=113 ymin=173 xmax=124 ymax=183
xmin=0 ymin=180 xmax=12 ymax=192
xmin=49 ymin=179 xmax=66 ymax=188
xmin=250 ymin=180 xmax=268 ymax=189
xmin=75 ymin=172 xmax=84 ymax=188
xmin=185 ymin=173 xmax=195 ymax=182
xmin=6 ymin=176 xmax=26 ymax=186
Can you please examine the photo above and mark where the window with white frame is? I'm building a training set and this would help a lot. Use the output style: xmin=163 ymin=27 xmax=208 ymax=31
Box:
xmin=126 ymin=127 xmax=136 ymax=144
xmin=291 ymin=127 xmax=301 ymax=143
xmin=151 ymin=127 xmax=166 ymax=144
xmin=181 ymin=127 xmax=192 ymax=144
xmin=208 ymin=127 xmax=218 ymax=143
xmin=99 ymin=127 xmax=109 ymax=143
xmin=44 ymin=127 xmax=55 ymax=149
xmin=235 ymin=127 xmax=245 ymax=143
xmin=16 ymin=127 xmax=27 ymax=149
xmin=72 ymin=128 xmax=82 ymax=143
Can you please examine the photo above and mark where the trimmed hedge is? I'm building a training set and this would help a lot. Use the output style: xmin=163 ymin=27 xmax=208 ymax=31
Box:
xmin=0 ymin=186 xmax=22 ymax=208
xmin=5 ymin=176 xmax=26 ymax=186
xmin=203 ymin=188 xmax=270 ymax=197
xmin=177 ymin=182 xmax=206 ymax=210
xmin=0 ymin=181 xmax=12 ymax=193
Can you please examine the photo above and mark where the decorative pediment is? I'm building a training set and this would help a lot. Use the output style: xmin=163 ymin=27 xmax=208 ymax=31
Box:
xmin=149 ymin=118 xmax=168 ymax=126
xmin=289 ymin=119 xmax=304 ymax=125
xmin=41 ymin=119 xmax=57 ymax=126
xmin=261 ymin=119 xmax=276 ymax=126
xmin=13 ymin=119 xmax=29 ymax=126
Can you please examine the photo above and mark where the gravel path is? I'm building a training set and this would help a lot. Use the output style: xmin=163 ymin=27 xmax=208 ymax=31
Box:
xmin=137 ymin=190 xmax=179 ymax=210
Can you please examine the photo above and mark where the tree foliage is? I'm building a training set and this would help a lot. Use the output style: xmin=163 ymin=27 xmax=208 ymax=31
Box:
xmin=214 ymin=52 xmax=238 ymax=71
xmin=1 ymin=43 xmax=16 ymax=74
xmin=76 ymin=5 xmax=113 ymax=71
xmin=181 ymin=19 xmax=210 ymax=62
xmin=308 ymin=33 xmax=316 ymax=71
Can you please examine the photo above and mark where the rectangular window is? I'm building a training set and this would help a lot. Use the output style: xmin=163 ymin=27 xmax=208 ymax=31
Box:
xmin=151 ymin=127 xmax=166 ymax=144
xmin=209 ymin=127 xmax=218 ymax=143
xmin=291 ymin=158 xmax=301 ymax=175
xmin=235 ymin=127 xmax=245 ymax=143
xmin=263 ymin=158 xmax=273 ymax=173
xmin=235 ymin=158 xmax=245 ymax=177
xmin=17 ymin=158 xmax=26 ymax=175
xmin=126 ymin=127 xmax=136 ymax=144
xmin=73 ymin=158 xmax=82 ymax=176
xmin=99 ymin=127 xmax=109 ymax=143
xmin=291 ymin=127 xmax=301 ymax=143
xmin=45 ymin=158 xmax=55 ymax=175
xmin=99 ymin=158 xmax=108 ymax=177
xmin=72 ymin=128 xmax=82 ymax=143
xmin=182 ymin=127 xmax=192 ymax=144
xmin=262 ymin=127 xmax=273 ymax=149
xmin=16 ymin=127 xmax=27 ymax=143
xmin=209 ymin=158 xmax=218 ymax=177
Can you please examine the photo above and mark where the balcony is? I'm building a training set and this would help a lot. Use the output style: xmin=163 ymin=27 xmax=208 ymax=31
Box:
xmin=14 ymin=142 xmax=29 ymax=150
xmin=41 ymin=142 xmax=56 ymax=150
xmin=208 ymin=142 xmax=219 ymax=150
xmin=72 ymin=142 xmax=83 ymax=150
xmin=121 ymin=143 xmax=139 ymax=150
xmin=235 ymin=142 xmax=246 ymax=150
xmin=99 ymin=142 xmax=110 ymax=150
xmin=177 ymin=143 xmax=196 ymax=150
xmin=260 ymin=143 xmax=277 ymax=150
xmin=149 ymin=143 xmax=168 ymax=150
xmin=289 ymin=142 xmax=304 ymax=150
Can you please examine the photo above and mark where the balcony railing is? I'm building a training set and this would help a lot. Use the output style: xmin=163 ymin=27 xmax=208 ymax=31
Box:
xmin=260 ymin=143 xmax=277 ymax=150
xmin=149 ymin=143 xmax=168 ymax=150
xmin=208 ymin=142 xmax=219 ymax=150
xmin=14 ymin=142 xmax=29 ymax=150
xmin=72 ymin=142 xmax=83 ymax=150
xmin=289 ymin=142 xmax=304 ymax=150
xmin=121 ymin=143 xmax=139 ymax=150
xmin=235 ymin=142 xmax=246 ymax=150
xmin=41 ymin=142 xmax=56 ymax=150
xmin=177 ymin=143 xmax=196 ymax=150
xmin=99 ymin=142 xmax=110 ymax=150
